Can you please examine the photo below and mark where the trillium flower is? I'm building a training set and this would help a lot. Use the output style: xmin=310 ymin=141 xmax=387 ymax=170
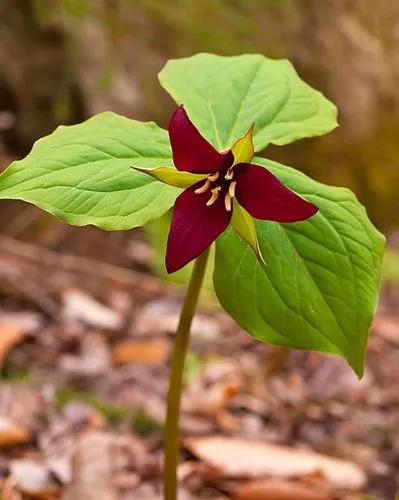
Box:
xmin=135 ymin=106 xmax=318 ymax=273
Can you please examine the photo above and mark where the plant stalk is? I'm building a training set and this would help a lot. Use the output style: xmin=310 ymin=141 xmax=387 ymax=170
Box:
xmin=163 ymin=248 xmax=210 ymax=500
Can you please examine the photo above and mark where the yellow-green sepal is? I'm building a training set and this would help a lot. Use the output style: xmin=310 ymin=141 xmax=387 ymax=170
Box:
xmin=231 ymin=123 xmax=255 ymax=166
xmin=231 ymin=199 xmax=266 ymax=265
xmin=132 ymin=166 xmax=206 ymax=189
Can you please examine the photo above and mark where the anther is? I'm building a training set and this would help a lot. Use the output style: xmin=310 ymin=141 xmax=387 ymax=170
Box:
xmin=225 ymin=169 xmax=234 ymax=180
xmin=229 ymin=181 xmax=237 ymax=198
xmin=224 ymin=193 xmax=232 ymax=212
xmin=208 ymin=171 xmax=219 ymax=182
xmin=194 ymin=179 xmax=211 ymax=194
xmin=206 ymin=186 xmax=221 ymax=206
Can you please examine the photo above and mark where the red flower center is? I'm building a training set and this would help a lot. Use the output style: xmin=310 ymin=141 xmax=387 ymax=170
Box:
xmin=194 ymin=167 xmax=237 ymax=212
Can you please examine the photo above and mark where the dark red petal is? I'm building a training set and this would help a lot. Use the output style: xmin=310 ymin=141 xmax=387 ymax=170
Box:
xmin=168 ymin=106 xmax=233 ymax=174
xmin=235 ymin=163 xmax=318 ymax=222
xmin=166 ymin=183 xmax=231 ymax=273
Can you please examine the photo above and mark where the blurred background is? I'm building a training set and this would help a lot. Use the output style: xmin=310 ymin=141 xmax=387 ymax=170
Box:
xmin=0 ymin=1 xmax=398 ymax=499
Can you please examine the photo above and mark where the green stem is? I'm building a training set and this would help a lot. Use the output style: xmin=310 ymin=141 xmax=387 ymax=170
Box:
xmin=163 ymin=248 xmax=210 ymax=500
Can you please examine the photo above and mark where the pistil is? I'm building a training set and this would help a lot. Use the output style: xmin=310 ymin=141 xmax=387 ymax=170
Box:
xmin=196 ymin=171 xmax=237 ymax=211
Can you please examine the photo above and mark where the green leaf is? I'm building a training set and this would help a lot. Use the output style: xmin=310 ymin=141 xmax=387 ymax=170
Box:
xmin=132 ymin=166 xmax=206 ymax=188
xmin=0 ymin=112 xmax=179 ymax=230
xmin=213 ymin=158 xmax=385 ymax=377
xmin=159 ymin=53 xmax=338 ymax=152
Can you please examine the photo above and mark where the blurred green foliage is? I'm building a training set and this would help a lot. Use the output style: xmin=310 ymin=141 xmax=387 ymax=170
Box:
xmin=382 ymin=249 xmax=399 ymax=287
xmin=6 ymin=0 xmax=399 ymax=230
xmin=1 ymin=363 xmax=31 ymax=382
xmin=56 ymin=386 xmax=161 ymax=435
xmin=183 ymin=351 xmax=203 ymax=384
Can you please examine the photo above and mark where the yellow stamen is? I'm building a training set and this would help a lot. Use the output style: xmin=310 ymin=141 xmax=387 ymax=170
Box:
xmin=229 ymin=181 xmax=237 ymax=198
xmin=224 ymin=193 xmax=232 ymax=212
xmin=208 ymin=171 xmax=219 ymax=182
xmin=194 ymin=179 xmax=211 ymax=194
xmin=225 ymin=169 xmax=234 ymax=180
xmin=206 ymin=186 xmax=221 ymax=206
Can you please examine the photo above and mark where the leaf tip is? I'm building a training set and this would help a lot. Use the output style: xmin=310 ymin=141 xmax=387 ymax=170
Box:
xmin=348 ymin=351 xmax=365 ymax=380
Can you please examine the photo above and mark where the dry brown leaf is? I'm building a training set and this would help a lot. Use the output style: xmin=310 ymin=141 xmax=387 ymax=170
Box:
xmin=1 ymin=476 xmax=23 ymax=500
xmin=113 ymin=471 xmax=140 ymax=491
xmin=0 ymin=417 xmax=30 ymax=448
xmin=59 ymin=334 xmax=110 ymax=377
xmin=178 ymin=460 xmax=221 ymax=494
xmin=0 ymin=322 xmax=26 ymax=367
xmin=0 ymin=476 xmax=22 ymax=500
xmin=133 ymin=300 xmax=220 ymax=340
xmin=9 ymin=459 xmax=60 ymax=499
xmin=233 ymin=479 xmax=336 ymax=500
xmin=62 ymin=288 xmax=123 ymax=330
xmin=111 ymin=337 xmax=170 ymax=366
xmin=215 ymin=410 xmax=240 ymax=432
xmin=184 ymin=436 xmax=366 ymax=490
xmin=184 ymin=380 xmax=239 ymax=417
xmin=63 ymin=431 xmax=117 ymax=500
xmin=0 ymin=311 xmax=42 ymax=334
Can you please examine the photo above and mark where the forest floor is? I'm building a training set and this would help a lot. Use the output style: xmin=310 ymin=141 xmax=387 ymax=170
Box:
xmin=0 ymin=209 xmax=398 ymax=500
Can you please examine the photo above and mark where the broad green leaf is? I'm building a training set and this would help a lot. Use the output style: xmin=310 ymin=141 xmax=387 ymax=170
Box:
xmin=0 ymin=112 xmax=180 ymax=230
xmin=214 ymin=158 xmax=385 ymax=377
xmin=231 ymin=124 xmax=255 ymax=165
xmin=132 ymin=166 xmax=206 ymax=188
xmin=231 ymin=199 xmax=265 ymax=265
xmin=159 ymin=53 xmax=338 ymax=152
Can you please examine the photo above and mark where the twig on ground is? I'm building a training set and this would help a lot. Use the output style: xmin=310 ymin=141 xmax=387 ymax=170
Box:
xmin=0 ymin=236 xmax=167 ymax=294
